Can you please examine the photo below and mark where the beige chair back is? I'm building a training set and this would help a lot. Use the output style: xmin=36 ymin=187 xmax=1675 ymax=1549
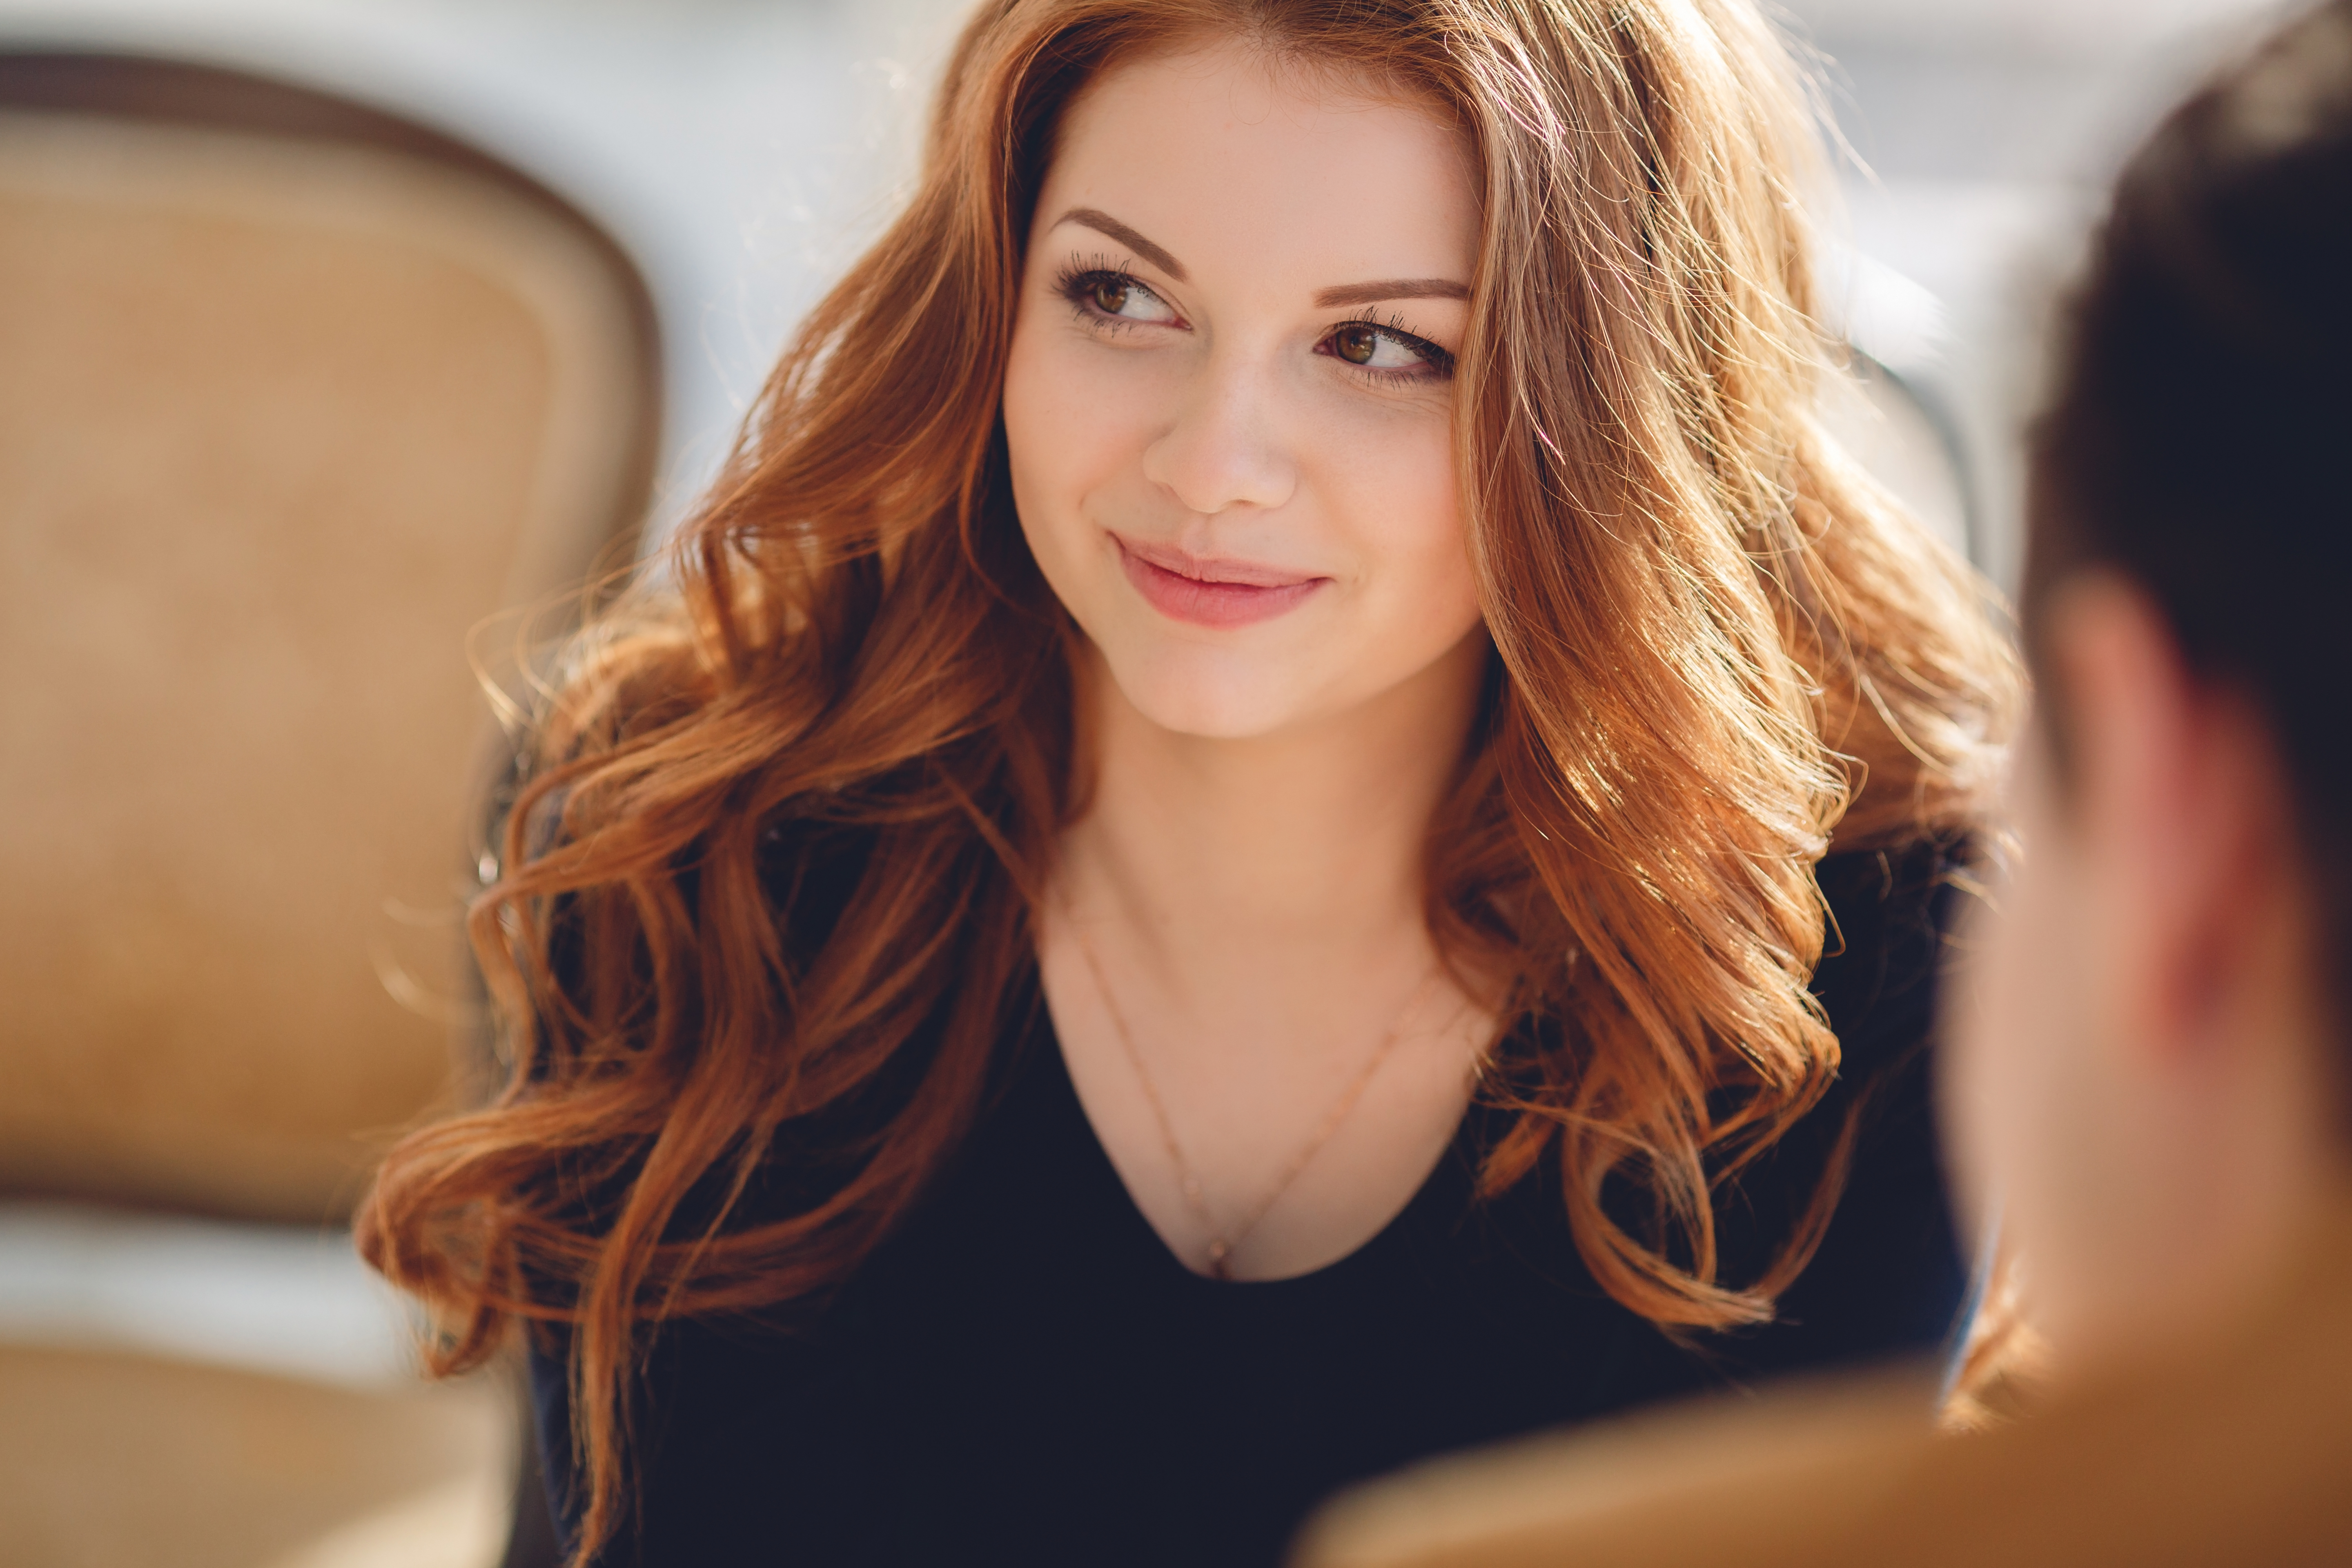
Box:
xmin=0 ymin=55 xmax=662 ymax=1222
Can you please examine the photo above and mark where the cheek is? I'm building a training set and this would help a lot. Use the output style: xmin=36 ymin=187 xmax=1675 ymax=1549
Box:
xmin=1003 ymin=312 xmax=1149 ymax=525
xmin=1942 ymin=762 xmax=2098 ymax=1250
xmin=1941 ymin=873 xmax=2034 ymax=1240
xmin=1001 ymin=311 xmax=1167 ymax=632
xmin=1320 ymin=412 xmax=1481 ymax=635
xmin=1001 ymin=317 xmax=1080 ymax=539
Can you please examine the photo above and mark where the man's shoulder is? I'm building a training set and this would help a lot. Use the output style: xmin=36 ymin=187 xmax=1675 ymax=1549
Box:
xmin=1292 ymin=1367 xmax=1940 ymax=1568
xmin=1295 ymin=1240 xmax=2352 ymax=1568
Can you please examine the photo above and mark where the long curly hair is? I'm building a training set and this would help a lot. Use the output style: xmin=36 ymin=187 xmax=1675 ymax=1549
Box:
xmin=359 ymin=0 xmax=2019 ymax=1558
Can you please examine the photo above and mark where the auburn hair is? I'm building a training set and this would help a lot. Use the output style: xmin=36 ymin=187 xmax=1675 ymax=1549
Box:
xmin=360 ymin=0 xmax=2018 ymax=1558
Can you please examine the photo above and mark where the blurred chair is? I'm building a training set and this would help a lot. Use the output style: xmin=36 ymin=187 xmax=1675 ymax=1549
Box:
xmin=1821 ymin=350 xmax=1975 ymax=563
xmin=1818 ymin=247 xmax=1978 ymax=566
xmin=0 ymin=49 xmax=659 ymax=1568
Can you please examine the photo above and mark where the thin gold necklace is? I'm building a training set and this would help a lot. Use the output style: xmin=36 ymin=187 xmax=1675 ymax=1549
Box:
xmin=1066 ymin=913 xmax=1441 ymax=1281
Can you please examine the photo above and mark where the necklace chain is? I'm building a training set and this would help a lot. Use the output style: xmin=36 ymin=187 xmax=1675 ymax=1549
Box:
xmin=1066 ymin=914 xmax=1439 ymax=1281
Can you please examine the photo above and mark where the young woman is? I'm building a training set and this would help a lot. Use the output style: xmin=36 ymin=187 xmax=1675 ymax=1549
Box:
xmin=362 ymin=2 xmax=2018 ymax=1564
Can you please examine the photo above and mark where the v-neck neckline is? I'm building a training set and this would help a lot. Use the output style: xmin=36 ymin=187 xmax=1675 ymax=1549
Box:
xmin=1011 ymin=961 xmax=1483 ymax=1293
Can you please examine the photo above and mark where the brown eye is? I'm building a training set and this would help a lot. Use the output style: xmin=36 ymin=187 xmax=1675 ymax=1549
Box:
xmin=1089 ymin=278 xmax=1131 ymax=315
xmin=1332 ymin=323 xmax=1379 ymax=365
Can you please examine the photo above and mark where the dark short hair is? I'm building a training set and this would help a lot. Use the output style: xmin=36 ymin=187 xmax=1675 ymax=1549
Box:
xmin=2026 ymin=0 xmax=2352 ymax=1033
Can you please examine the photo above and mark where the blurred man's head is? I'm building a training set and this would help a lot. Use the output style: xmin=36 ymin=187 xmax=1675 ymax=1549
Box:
xmin=1947 ymin=0 xmax=2352 ymax=1370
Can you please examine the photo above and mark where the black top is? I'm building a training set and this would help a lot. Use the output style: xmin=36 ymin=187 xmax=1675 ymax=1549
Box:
xmin=532 ymin=841 xmax=1971 ymax=1567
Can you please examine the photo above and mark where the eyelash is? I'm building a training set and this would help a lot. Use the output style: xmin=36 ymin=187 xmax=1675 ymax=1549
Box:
xmin=1051 ymin=260 xmax=1456 ymax=385
xmin=1332 ymin=307 xmax=1457 ymax=385
xmin=1054 ymin=258 xmax=1165 ymax=338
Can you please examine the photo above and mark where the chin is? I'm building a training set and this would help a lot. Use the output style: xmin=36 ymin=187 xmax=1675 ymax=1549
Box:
xmin=1101 ymin=640 xmax=1324 ymax=741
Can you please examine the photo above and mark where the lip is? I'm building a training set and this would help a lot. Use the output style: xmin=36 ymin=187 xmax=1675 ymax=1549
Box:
xmin=1112 ymin=534 xmax=1329 ymax=628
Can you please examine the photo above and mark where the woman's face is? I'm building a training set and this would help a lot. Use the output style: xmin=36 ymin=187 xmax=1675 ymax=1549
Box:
xmin=1001 ymin=42 xmax=1485 ymax=740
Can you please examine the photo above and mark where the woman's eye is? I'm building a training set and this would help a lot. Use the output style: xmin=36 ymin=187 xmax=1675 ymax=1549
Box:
xmin=1325 ymin=323 xmax=1437 ymax=373
xmin=1079 ymin=274 xmax=1177 ymax=324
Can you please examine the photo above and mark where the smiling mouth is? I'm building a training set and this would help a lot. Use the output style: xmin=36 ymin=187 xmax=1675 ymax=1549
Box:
xmin=1111 ymin=535 xmax=1329 ymax=628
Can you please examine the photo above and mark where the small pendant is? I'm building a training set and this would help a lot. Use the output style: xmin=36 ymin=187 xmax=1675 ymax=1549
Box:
xmin=1206 ymin=1238 xmax=1232 ymax=1280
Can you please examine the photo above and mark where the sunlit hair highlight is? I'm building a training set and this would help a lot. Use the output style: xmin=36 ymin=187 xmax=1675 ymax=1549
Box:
xmin=359 ymin=1 xmax=2018 ymax=1559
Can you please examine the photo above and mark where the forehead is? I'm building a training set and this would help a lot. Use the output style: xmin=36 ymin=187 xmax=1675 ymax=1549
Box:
xmin=1040 ymin=40 xmax=1478 ymax=283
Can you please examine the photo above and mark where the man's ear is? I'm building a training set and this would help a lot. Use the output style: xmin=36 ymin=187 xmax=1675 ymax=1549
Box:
xmin=2040 ymin=573 xmax=2281 ymax=1065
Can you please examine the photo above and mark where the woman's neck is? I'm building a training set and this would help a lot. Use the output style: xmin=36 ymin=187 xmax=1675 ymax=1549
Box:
xmin=1058 ymin=628 xmax=1489 ymax=987
xmin=1040 ymin=628 xmax=1497 ymax=1280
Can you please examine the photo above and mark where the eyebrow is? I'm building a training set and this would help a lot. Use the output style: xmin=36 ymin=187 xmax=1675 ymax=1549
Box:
xmin=1312 ymin=278 xmax=1470 ymax=307
xmin=1055 ymin=207 xmax=1188 ymax=281
xmin=1051 ymin=207 xmax=1470 ymax=308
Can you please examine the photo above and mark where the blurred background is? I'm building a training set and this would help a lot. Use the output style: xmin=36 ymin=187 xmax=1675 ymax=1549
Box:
xmin=0 ymin=1 xmax=2299 ymax=1564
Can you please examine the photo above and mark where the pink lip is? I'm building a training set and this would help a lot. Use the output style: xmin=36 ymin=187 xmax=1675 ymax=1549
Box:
xmin=1113 ymin=535 xmax=1328 ymax=628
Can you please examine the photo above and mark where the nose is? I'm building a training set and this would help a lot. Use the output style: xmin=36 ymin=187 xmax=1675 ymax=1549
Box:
xmin=1139 ymin=351 xmax=1297 ymax=517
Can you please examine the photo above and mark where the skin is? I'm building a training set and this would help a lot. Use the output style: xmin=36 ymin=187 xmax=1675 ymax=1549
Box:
xmin=1942 ymin=575 xmax=2351 ymax=1377
xmin=1001 ymin=40 xmax=1497 ymax=1281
